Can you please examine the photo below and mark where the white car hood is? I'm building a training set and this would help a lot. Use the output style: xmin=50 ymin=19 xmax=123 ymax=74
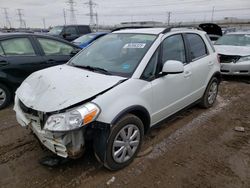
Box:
xmin=215 ymin=45 xmax=250 ymax=56
xmin=16 ymin=65 xmax=124 ymax=112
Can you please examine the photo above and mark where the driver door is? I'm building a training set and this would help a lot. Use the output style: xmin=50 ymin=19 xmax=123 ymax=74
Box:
xmin=149 ymin=34 xmax=194 ymax=124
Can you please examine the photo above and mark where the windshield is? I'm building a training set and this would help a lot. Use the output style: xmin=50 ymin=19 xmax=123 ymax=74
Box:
xmin=48 ymin=26 xmax=63 ymax=35
xmin=73 ymin=34 xmax=96 ymax=43
xmin=69 ymin=33 xmax=156 ymax=77
xmin=215 ymin=34 xmax=250 ymax=46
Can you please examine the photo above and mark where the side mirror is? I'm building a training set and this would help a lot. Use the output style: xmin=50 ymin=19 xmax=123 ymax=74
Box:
xmin=161 ymin=60 xmax=184 ymax=75
xmin=70 ymin=48 xmax=81 ymax=57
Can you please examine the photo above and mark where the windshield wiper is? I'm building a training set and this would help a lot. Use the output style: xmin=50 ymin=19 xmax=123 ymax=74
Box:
xmin=72 ymin=65 xmax=112 ymax=75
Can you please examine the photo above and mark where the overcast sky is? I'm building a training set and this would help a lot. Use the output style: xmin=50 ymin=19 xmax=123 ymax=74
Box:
xmin=0 ymin=0 xmax=250 ymax=28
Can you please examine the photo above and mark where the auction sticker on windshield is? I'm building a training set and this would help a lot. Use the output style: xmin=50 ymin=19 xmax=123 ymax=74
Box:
xmin=123 ymin=43 xmax=146 ymax=48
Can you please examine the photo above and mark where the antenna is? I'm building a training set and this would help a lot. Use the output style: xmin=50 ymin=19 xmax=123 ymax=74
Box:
xmin=67 ymin=0 xmax=77 ymax=24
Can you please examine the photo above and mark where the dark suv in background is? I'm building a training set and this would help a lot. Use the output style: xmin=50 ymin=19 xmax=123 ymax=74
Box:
xmin=48 ymin=25 xmax=91 ymax=41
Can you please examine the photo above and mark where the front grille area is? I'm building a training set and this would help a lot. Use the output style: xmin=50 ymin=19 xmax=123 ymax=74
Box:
xmin=219 ymin=54 xmax=241 ymax=63
xmin=19 ymin=100 xmax=39 ymax=116
xmin=19 ymin=100 xmax=46 ymax=128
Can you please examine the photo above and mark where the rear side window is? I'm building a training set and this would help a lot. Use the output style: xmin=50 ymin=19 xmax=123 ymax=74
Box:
xmin=1 ymin=38 xmax=35 ymax=56
xmin=78 ymin=26 xmax=91 ymax=34
xmin=38 ymin=38 xmax=74 ymax=55
xmin=65 ymin=26 xmax=77 ymax=35
xmin=186 ymin=34 xmax=207 ymax=61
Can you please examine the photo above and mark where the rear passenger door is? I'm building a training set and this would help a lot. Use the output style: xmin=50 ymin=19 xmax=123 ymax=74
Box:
xmin=0 ymin=36 xmax=45 ymax=86
xmin=184 ymin=33 xmax=213 ymax=99
xmin=35 ymin=37 xmax=75 ymax=67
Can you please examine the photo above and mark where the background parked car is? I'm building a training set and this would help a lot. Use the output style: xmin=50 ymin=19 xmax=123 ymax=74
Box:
xmin=48 ymin=25 xmax=91 ymax=41
xmin=72 ymin=32 xmax=108 ymax=48
xmin=0 ymin=33 xmax=81 ymax=109
xmin=214 ymin=32 xmax=250 ymax=76
xmin=199 ymin=23 xmax=222 ymax=43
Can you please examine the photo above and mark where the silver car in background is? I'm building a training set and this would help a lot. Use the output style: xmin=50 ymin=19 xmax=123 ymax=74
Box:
xmin=214 ymin=32 xmax=250 ymax=76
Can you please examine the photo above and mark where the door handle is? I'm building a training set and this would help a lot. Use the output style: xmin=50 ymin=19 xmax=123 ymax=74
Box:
xmin=0 ymin=60 xmax=9 ymax=66
xmin=184 ymin=71 xmax=192 ymax=78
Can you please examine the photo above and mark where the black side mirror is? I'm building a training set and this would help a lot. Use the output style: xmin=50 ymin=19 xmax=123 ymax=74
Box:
xmin=70 ymin=48 xmax=81 ymax=57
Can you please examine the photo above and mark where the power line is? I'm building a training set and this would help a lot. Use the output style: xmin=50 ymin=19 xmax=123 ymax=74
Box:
xmin=16 ymin=9 xmax=26 ymax=28
xmin=67 ymin=0 xmax=77 ymax=24
xmin=2 ymin=8 xmax=11 ymax=28
xmin=84 ymin=0 xmax=97 ymax=26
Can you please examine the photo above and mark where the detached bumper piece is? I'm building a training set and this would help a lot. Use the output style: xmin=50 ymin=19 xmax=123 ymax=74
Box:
xmin=14 ymin=98 xmax=85 ymax=158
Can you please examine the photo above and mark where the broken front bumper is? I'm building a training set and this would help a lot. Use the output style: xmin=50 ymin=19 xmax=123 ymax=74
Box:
xmin=14 ymin=98 xmax=85 ymax=158
xmin=220 ymin=63 xmax=250 ymax=76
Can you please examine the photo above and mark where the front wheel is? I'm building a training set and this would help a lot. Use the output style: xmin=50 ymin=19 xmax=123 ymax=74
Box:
xmin=200 ymin=77 xmax=219 ymax=108
xmin=105 ymin=114 xmax=144 ymax=170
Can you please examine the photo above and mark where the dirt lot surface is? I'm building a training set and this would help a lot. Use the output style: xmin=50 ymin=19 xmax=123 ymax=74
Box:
xmin=1 ymin=79 xmax=250 ymax=188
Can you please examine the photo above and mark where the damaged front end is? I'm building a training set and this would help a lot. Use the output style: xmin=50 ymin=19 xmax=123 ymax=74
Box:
xmin=14 ymin=96 xmax=100 ymax=158
xmin=219 ymin=54 xmax=241 ymax=64
xmin=219 ymin=54 xmax=250 ymax=75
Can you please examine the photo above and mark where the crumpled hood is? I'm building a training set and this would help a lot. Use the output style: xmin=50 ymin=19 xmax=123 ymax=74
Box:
xmin=215 ymin=45 xmax=250 ymax=56
xmin=16 ymin=65 xmax=124 ymax=112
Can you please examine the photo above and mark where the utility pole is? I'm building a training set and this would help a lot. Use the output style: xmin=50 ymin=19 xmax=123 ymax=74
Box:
xmin=211 ymin=6 xmax=215 ymax=22
xmin=2 ymin=8 xmax=11 ymax=28
xmin=17 ymin=9 xmax=26 ymax=28
xmin=95 ymin=12 xmax=98 ymax=31
xmin=167 ymin=11 xmax=171 ymax=26
xmin=43 ymin=18 xmax=46 ymax=29
xmin=63 ymin=8 xmax=67 ymax=25
xmin=85 ymin=0 xmax=97 ymax=26
xmin=67 ymin=0 xmax=77 ymax=24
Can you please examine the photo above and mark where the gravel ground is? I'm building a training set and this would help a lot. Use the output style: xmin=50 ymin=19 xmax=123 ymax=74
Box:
xmin=0 ymin=79 xmax=250 ymax=188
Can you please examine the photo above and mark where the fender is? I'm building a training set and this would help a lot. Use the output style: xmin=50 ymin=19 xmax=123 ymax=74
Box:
xmin=111 ymin=105 xmax=151 ymax=133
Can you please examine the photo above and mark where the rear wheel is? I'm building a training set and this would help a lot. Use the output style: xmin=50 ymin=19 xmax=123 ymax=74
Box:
xmin=0 ymin=83 xmax=11 ymax=110
xmin=105 ymin=114 xmax=144 ymax=170
xmin=200 ymin=77 xmax=218 ymax=108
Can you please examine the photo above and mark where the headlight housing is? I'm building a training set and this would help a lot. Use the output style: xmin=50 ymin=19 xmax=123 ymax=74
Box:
xmin=44 ymin=102 xmax=100 ymax=132
xmin=237 ymin=56 xmax=250 ymax=63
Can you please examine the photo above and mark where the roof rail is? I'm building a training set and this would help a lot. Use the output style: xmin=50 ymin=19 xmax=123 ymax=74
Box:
xmin=112 ymin=26 xmax=153 ymax=32
xmin=161 ymin=25 xmax=203 ymax=34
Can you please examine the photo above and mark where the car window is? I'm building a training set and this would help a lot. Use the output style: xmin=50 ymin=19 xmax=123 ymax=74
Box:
xmin=70 ymin=33 xmax=156 ymax=77
xmin=78 ymin=26 xmax=91 ymax=34
xmin=0 ymin=45 xmax=4 ymax=56
xmin=162 ymin=34 xmax=186 ymax=64
xmin=1 ymin=38 xmax=35 ymax=56
xmin=38 ymin=38 xmax=74 ymax=55
xmin=141 ymin=47 xmax=160 ymax=81
xmin=186 ymin=34 xmax=207 ymax=61
xmin=65 ymin=26 xmax=77 ymax=35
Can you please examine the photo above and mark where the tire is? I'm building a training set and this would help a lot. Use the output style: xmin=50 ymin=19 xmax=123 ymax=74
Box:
xmin=104 ymin=114 xmax=144 ymax=170
xmin=0 ymin=83 xmax=11 ymax=110
xmin=200 ymin=77 xmax=219 ymax=108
